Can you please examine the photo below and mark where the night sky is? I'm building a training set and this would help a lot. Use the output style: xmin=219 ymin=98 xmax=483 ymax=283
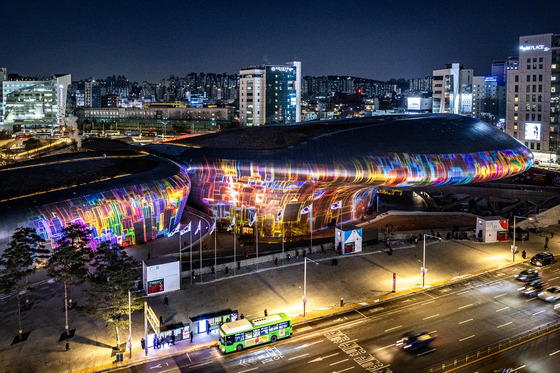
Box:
xmin=2 ymin=0 xmax=558 ymax=83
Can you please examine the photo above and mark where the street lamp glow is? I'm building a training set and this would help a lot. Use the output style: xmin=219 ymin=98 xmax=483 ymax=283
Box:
xmin=303 ymin=257 xmax=319 ymax=318
xmin=422 ymin=234 xmax=442 ymax=288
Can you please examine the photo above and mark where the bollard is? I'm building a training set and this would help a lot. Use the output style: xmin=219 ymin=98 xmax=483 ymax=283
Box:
xmin=488 ymin=347 xmax=491 ymax=354
xmin=499 ymin=343 xmax=501 ymax=350
xmin=454 ymin=359 xmax=457 ymax=366
xmin=340 ymin=298 xmax=344 ymax=307
xmin=477 ymin=351 xmax=480 ymax=358
xmin=442 ymin=364 xmax=445 ymax=370
xmin=538 ymin=327 xmax=540 ymax=335
xmin=466 ymin=355 xmax=468 ymax=362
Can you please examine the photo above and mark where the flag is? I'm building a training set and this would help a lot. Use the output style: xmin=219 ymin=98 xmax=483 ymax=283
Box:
xmin=275 ymin=209 xmax=283 ymax=223
xmin=167 ymin=225 xmax=180 ymax=237
xmin=227 ymin=217 xmax=236 ymax=231
xmin=300 ymin=204 xmax=312 ymax=215
xmin=210 ymin=221 xmax=216 ymax=234
xmin=248 ymin=212 xmax=257 ymax=227
xmin=330 ymin=200 xmax=342 ymax=210
xmin=180 ymin=221 xmax=192 ymax=235
xmin=194 ymin=220 xmax=201 ymax=235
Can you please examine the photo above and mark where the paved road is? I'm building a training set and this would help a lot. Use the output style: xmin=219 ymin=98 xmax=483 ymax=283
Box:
xmin=108 ymin=262 xmax=560 ymax=373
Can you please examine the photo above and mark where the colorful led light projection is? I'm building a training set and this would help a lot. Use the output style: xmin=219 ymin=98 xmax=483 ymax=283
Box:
xmin=25 ymin=174 xmax=190 ymax=248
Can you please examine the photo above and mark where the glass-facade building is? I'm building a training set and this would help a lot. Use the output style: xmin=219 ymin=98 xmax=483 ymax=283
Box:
xmin=1 ymin=74 xmax=71 ymax=133
xmin=265 ymin=65 xmax=298 ymax=124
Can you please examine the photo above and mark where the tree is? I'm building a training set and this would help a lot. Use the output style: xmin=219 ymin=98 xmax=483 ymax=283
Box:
xmin=0 ymin=227 xmax=47 ymax=339
xmin=46 ymin=223 xmax=92 ymax=336
xmin=83 ymin=241 xmax=142 ymax=351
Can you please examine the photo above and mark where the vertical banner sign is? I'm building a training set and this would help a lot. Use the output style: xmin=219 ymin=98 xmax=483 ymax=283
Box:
xmin=393 ymin=272 xmax=396 ymax=293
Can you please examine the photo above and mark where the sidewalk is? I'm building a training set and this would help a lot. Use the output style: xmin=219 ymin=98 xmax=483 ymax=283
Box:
xmin=0 ymin=215 xmax=557 ymax=373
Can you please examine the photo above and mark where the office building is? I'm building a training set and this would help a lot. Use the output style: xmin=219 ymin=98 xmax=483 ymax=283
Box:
xmin=432 ymin=63 xmax=473 ymax=114
xmin=505 ymin=33 xmax=560 ymax=162
xmin=239 ymin=61 xmax=301 ymax=126
xmin=1 ymin=74 xmax=71 ymax=133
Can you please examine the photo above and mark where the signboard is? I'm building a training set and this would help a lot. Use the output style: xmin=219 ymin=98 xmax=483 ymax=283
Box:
xmin=408 ymin=97 xmax=421 ymax=110
xmin=147 ymin=279 xmax=164 ymax=295
xmin=525 ymin=122 xmax=541 ymax=141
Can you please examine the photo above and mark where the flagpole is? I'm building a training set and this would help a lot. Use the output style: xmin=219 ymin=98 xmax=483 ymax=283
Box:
xmin=281 ymin=220 xmax=284 ymax=256
xmin=310 ymin=207 xmax=313 ymax=254
xmin=234 ymin=215 xmax=237 ymax=275
xmin=256 ymin=217 xmax=259 ymax=271
xmin=178 ymin=226 xmax=182 ymax=290
xmin=190 ymin=227 xmax=193 ymax=285
xmin=199 ymin=225 xmax=203 ymax=283
xmin=214 ymin=219 xmax=217 ymax=281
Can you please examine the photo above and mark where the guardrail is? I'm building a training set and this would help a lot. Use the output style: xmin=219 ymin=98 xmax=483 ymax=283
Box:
xmin=424 ymin=320 xmax=560 ymax=372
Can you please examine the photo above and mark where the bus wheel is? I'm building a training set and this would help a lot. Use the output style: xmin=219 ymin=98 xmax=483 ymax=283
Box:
xmin=271 ymin=335 xmax=277 ymax=343
xmin=236 ymin=344 xmax=243 ymax=352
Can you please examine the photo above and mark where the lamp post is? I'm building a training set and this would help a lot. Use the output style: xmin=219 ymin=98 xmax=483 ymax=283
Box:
xmin=512 ymin=215 xmax=533 ymax=263
xmin=422 ymin=234 xmax=441 ymax=288
xmin=303 ymin=257 xmax=319 ymax=318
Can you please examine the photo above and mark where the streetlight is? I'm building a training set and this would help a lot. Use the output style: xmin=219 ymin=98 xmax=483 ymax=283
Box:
xmin=512 ymin=215 xmax=533 ymax=263
xmin=303 ymin=257 xmax=319 ymax=318
xmin=422 ymin=234 xmax=441 ymax=288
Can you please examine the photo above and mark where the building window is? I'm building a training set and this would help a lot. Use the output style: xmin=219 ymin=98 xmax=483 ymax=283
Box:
xmin=539 ymin=75 xmax=543 ymax=82
xmin=514 ymin=123 xmax=518 ymax=130
xmin=514 ymin=131 xmax=518 ymax=138
xmin=537 ymin=143 xmax=541 ymax=150
xmin=530 ymin=142 xmax=534 ymax=149
xmin=515 ymin=85 xmax=519 ymax=93
xmin=515 ymin=75 xmax=519 ymax=82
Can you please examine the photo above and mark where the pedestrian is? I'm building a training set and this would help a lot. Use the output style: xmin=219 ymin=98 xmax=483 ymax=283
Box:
xmin=156 ymin=337 xmax=161 ymax=349
xmin=164 ymin=295 xmax=168 ymax=305
xmin=264 ymin=309 xmax=268 ymax=317
xmin=65 ymin=341 xmax=70 ymax=351
xmin=546 ymin=237 xmax=549 ymax=244
xmin=141 ymin=337 xmax=145 ymax=350
xmin=240 ymin=313 xmax=244 ymax=319
xmin=552 ymin=232 xmax=555 ymax=239
xmin=171 ymin=331 xmax=175 ymax=345
xmin=147 ymin=252 xmax=151 ymax=260
xmin=206 ymin=320 xmax=210 ymax=334
xmin=522 ymin=250 xmax=526 ymax=259
xmin=275 ymin=257 xmax=278 ymax=266
xmin=153 ymin=335 xmax=157 ymax=349
xmin=159 ymin=315 xmax=164 ymax=325
xmin=545 ymin=244 xmax=548 ymax=251
xmin=190 ymin=331 xmax=194 ymax=343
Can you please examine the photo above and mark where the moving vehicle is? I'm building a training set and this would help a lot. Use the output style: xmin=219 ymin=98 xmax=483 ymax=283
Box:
xmin=396 ymin=331 xmax=435 ymax=351
xmin=218 ymin=312 xmax=292 ymax=353
xmin=537 ymin=286 xmax=560 ymax=302
xmin=518 ymin=280 xmax=549 ymax=296
xmin=514 ymin=268 xmax=541 ymax=282
xmin=531 ymin=252 xmax=554 ymax=266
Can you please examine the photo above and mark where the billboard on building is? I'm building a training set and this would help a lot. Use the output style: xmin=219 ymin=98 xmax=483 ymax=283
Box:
xmin=525 ymin=122 xmax=541 ymax=141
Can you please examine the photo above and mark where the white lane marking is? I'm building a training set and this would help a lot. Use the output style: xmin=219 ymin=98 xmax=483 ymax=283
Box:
xmin=186 ymin=353 xmax=192 ymax=363
xmin=335 ymin=367 xmax=355 ymax=373
xmin=299 ymin=326 xmax=312 ymax=331
xmin=308 ymin=352 xmax=339 ymax=363
xmin=459 ymin=335 xmax=475 ymax=342
xmin=384 ymin=325 xmax=403 ymax=333
xmin=494 ymin=293 xmax=507 ymax=298
xmin=295 ymin=340 xmax=324 ymax=349
xmin=330 ymin=359 xmax=349 ymax=366
xmin=458 ymin=304 xmax=473 ymax=310
xmin=457 ymin=290 xmax=470 ymax=295
xmin=288 ymin=353 xmax=309 ymax=361
xmin=550 ymin=349 xmax=560 ymax=356
xmin=423 ymin=314 xmax=440 ymax=320
xmin=532 ymin=310 xmax=546 ymax=316
xmin=387 ymin=309 xmax=403 ymax=315
xmin=378 ymin=344 xmax=395 ymax=351
xmin=496 ymin=306 xmax=510 ymax=312
xmin=355 ymin=310 xmax=367 ymax=318
xmin=239 ymin=368 xmax=258 ymax=373
xmin=459 ymin=318 xmax=474 ymax=324
xmin=549 ymin=276 xmax=560 ymax=281
xmin=497 ymin=322 xmax=513 ymax=328
xmin=417 ymin=348 xmax=437 ymax=356
xmin=525 ymin=298 xmax=536 ymax=302
xmin=421 ymin=300 xmax=435 ymax=305
xmin=402 ymin=299 xmax=412 ymax=303
xmin=370 ymin=307 xmax=384 ymax=313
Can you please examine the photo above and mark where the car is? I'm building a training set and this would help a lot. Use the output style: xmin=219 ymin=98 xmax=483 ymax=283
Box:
xmin=530 ymin=252 xmax=555 ymax=267
xmin=537 ymin=286 xmax=560 ymax=302
xmin=396 ymin=331 xmax=435 ymax=351
xmin=518 ymin=280 xmax=549 ymax=296
xmin=514 ymin=268 xmax=542 ymax=282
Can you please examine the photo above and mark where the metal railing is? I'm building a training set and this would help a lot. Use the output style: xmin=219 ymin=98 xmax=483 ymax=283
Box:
xmin=424 ymin=320 xmax=560 ymax=372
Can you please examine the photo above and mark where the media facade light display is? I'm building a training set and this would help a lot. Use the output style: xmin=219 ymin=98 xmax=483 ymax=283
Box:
xmin=25 ymin=174 xmax=190 ymax=249
xmin=525 ymin=122 xmax=542 ymax=141
xmin=187 ymin=146 xmax=533 ymax=235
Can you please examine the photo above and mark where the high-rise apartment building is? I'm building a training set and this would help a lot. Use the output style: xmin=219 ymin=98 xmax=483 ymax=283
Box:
xmin=505 ymin=33 xmax=560 ymax=162
xmin=0 ymin=68 xmax=6 ymax=125
xmin=1 ymin=74 xmax=71 ymax=133
xmin=239 ymin=61 xmax=301 ymax=126
xmin=432 ymin=63 xmax=473 ymax=114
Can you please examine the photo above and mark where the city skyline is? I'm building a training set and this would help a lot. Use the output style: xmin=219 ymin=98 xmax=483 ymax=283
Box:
xmin=2 ymin=0 xmax=558 ymax=83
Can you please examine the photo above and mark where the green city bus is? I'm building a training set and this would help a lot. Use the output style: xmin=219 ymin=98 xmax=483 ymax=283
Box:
xmin=218 ymin=312 xmax=292 ymax=353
